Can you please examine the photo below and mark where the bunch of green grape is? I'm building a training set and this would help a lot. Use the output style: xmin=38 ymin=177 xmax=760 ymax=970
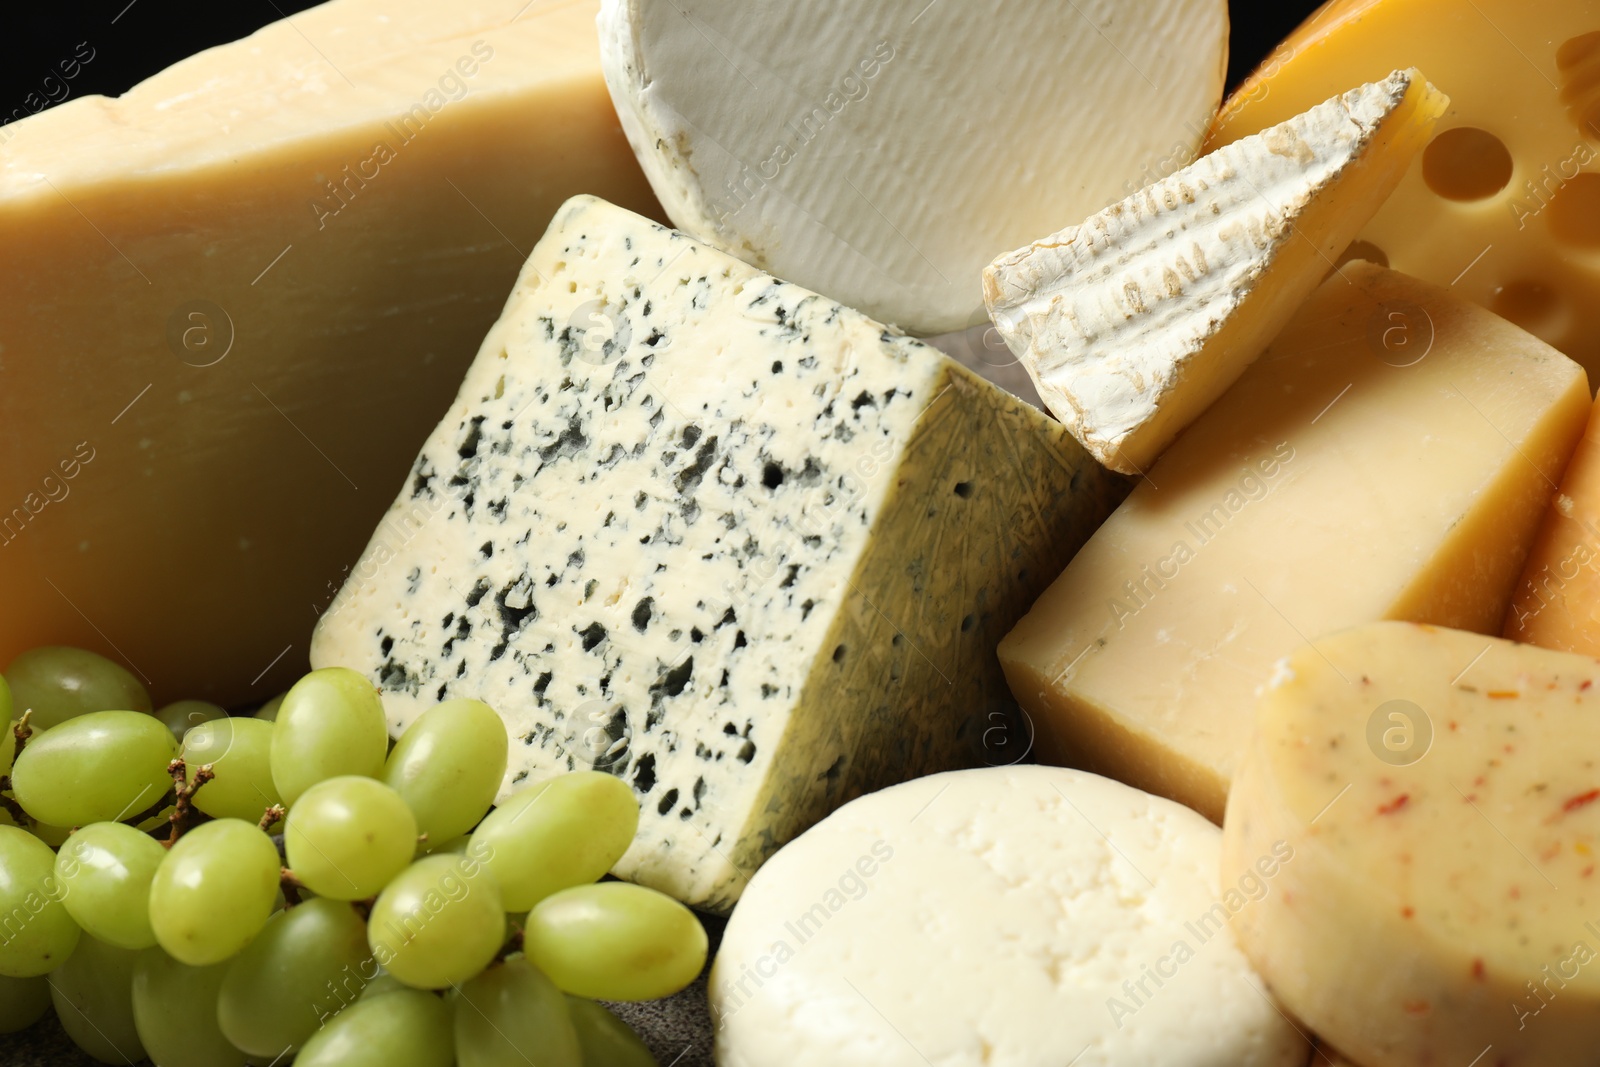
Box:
xmin=0 ymin=646 xmax=706 ymax=1066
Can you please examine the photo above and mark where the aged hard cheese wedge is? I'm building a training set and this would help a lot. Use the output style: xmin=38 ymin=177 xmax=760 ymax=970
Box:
xmin=1210 ymin=0 xmax=1600 ymax=377
xmin=0 ymin=0 xmax=658 ymax=705
xmin=1226 ymin=622 xmax=1600 ymax=1067
xmin=999 ymin=263 xmax=1589 ymax=823
xmin=985 ymin=70 xmax=1447 ymax=475
xmin=597 ymin=0 xmax=1228 ymax=334
xmin=711 ymin=766 xmax=1308 ymax=1067
xmin=309 ymin=196 xmax=1126 ymax=911
xmin=1506 ymin=393 xmax=1600 ymax=650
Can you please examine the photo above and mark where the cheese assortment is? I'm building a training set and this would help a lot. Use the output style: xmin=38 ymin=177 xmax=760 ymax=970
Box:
xmin=0 ymin=0 xmax=659 ymax=708
xmin=986 ymin=69 xmax=1446 ymax=475
xmin=1209 ymin=0 xmax=1600 ymax=378
xmin=710 ymin=766 xmax=1308 ymax=1067
xmin=8 ymin=0 xmax=1600 ymax=1065
xmin=596 ymin=0 xmax=1229 ymax=335
xmin=309 ymin=194 xmax=1125 ymax=912
xmin=999 ymin=262 xmax=1587 ymax=822
xmin=1225 ymin=622 xmax=1600 ymax=1064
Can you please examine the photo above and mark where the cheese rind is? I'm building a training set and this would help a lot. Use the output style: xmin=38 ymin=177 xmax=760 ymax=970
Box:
xmin=597 ymin=0 xmax=1228 ymax=334
xmin=0 ymin=0 xmax=659 ymax=706
xmin=985 ymin=69 xmax=1446 ymax=475
xmin=999 ymin=263 xmax=1589 ymax=823
xmin=1209 ymin=0 xmax=1600 ymax=379
xmin=1226 ymin=622 xmax=1600 ymax=1067
xmin=711 ymin=766 xmax=1308 ymax=1067
xmin=310 ymin=196 xmax=1125 ymax=911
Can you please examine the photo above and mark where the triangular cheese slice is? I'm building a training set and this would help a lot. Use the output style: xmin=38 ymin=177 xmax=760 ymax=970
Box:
xmin=984 ymin=69 xmax=1446 ymax=475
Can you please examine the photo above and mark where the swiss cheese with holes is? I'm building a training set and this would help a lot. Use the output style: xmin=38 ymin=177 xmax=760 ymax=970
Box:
xmin=1209 ymin=0 xmax=1600 ymax=377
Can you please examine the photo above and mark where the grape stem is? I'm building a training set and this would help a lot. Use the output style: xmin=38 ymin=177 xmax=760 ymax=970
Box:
xmin=258 ymin=805 xmax=286 ymax=833
xmin=0 ymin=788 xmax=28 ymax=827
xmin=280 ymin=868 xmax=306 ymax=907
xmin=123 ymin=789 xmax=178 ymax=828
xmin=11 ymin=711 xmax=33 ymax=761
xmin=163 ymin=758 xmax=214 ymax=847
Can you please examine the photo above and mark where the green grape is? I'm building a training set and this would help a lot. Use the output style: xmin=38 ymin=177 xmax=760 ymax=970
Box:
xmin=0 ymin=675 xmax=14 ymax=731
xmin=254 ymin=692 xmax=286 ymax=722
xmin=368 ymin=853 xmax=503 ymax=989
xmin=54 ymin=822 xmax=165 ymax=950
xmin=217 ymin=897 xmax=373 ymax=1057
xmin=0 ymin=825 xmax=79 ymax=977
xmin=5 ymin=647 xmax=151 ymax=730
xmin=49 ymin=933 xmax=146 ymax=1064
xmin=455 ymin=957 xmax=582 ymax=1067
xmin=1 ymin=719 xmax=14 ymax=779
xmin=155 ymin=700 xmax=227 ymax=739
xmin=148 ymin=819 xmax=280 ymax=966
xmin=270 ymin=668 xmax=387 ymax=807
xmin=28 ymin=822 xmax=71 ymax=848
xmin=131 ymin=949 xmax=247 ymax=1067
xmin=10 ymin=711 xmax=178 ymax=827
xmin=0 ymin=973 xmax=50 ymax=1034
xmin=359 ymin=970 xmax=410 ymax=1001
xmin=182 ymin=717 xmax=281 ymax=822
xmin=285 ymin=776 xmax=416 ymax=901
xmin=524 ymin=883 xmax=706 ymax=1001
xmin=469 ymin=772 xmax=639 ymax=910
xmin=296 ymin=987 xmax=453 ymax=1067
xmin=567 ymin=997 xmax=658 ymax=1067
xmin=383 ymin=699 xmax=507 ymax=847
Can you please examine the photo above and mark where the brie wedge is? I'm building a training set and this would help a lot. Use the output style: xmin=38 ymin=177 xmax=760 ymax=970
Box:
xmin=985 ymin=69 xmax=1446 ymax=475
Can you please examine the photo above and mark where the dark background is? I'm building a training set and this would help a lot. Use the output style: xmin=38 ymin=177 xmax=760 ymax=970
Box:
xmin=0 ymin=0 xmax=1324 ymax=124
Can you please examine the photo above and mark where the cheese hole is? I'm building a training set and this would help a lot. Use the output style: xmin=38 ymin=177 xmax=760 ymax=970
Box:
xmin=1548 ymin=173 xmax=1600 ymax=249
xmin=1422 ymin=127 xmax=1514 ymax=201
xmin=1337 ymin=241 xmax=1389 ymax=269
xmin=1491 ymin=280 xmax=1568 ymax=341
xmin=1557 ymin=33 xmax=1600 ymax=141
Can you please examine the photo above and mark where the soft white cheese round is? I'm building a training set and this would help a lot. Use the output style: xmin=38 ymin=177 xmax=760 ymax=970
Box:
xmin=710 ymin=766 xmax=1308 ymax=1067
xmin=597 ymin=0 xmax=1227 ymax=335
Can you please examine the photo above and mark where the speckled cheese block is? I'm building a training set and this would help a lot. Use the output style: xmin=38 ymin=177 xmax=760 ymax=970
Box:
xmin=309 ymin=196 xmax=1127 ymax=912
xmin=710 ymin=765 xmax=1310 ymax=1067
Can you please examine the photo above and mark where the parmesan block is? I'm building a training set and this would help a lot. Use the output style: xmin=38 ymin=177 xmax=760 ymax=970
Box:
xmin=1226 ymin=621 xmax=1600 ymax=1067
xmin=1505 ymin=393 xmax=1600 ymax=651
xmin=310 ymin=196 xmax=1126 ymax=911
xmin=597 ymin=0 xmax=1228 ymax=335
xmin=999 ymin=263 xmax=1589 ymax=823
xmin=1210 ymin=0 xmax=1600 ymax=379
xmin=985 ymin=70 xmax=1447 ymax=475
xmin=711 ymin=766 xmax=1309 ymax=1067
xmin=0 ymin=0 xmax=659 ymax=705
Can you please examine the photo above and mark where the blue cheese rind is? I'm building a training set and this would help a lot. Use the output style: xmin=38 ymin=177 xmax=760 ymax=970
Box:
xmin=310 ymin=195 xmax=1126 ymax=910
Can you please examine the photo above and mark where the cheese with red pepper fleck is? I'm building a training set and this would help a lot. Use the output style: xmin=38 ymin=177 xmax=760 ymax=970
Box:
xmin=1224 ymin=621 xmax=1600 ymax=1067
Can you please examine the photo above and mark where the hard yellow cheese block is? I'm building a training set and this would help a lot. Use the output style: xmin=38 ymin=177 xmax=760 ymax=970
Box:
xmin=1506 ymin=393 xmax=1600 ymax=651
xmin=1226 ymin=622 xmax=1600 ymax=1067
xmin=0 ymin=0 xmax=658 ymax=704
xmin=999 ymin=263 xmax=1589 ymax=822
xmin=1209 ymin=0 xmax=1600 ymax=378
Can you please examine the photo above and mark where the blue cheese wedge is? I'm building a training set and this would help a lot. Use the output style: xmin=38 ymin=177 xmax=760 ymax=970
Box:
xmin=310 ymin=196 xmax=1126 ymax=910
